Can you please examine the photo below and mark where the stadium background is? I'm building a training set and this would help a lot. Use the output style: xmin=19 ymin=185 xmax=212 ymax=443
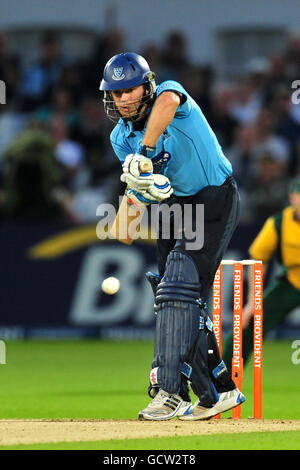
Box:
xmin=0 ymin=0 xmax=300 ymax=341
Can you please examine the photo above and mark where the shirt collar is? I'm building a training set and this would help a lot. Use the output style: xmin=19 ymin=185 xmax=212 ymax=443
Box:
xmin=124 ymin=119 xmax=134 ymax=136
xmin=118 ymin=119 xmax=134 ymax=137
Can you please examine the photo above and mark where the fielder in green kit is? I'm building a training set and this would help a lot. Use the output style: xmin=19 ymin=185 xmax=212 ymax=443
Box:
xmin=223 ymin=175 xmax=300 ymax=370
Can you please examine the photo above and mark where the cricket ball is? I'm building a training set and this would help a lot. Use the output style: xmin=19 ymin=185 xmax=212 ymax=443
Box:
xmin=101 ymin=276 xmax=120 ymax=295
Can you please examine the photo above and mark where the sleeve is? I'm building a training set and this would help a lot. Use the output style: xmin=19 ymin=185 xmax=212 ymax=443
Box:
xmin=156 ymin=80 xmax=191 ymax=118
xmin=248 ymin=216 xmax=279 ymax=263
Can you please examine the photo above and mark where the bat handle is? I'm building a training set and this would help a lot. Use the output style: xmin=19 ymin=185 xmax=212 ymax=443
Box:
xmin=139 ymin=161 xmax=152 ymax=173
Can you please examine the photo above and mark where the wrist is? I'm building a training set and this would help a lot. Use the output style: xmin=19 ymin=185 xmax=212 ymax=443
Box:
xmin=139 ymin=144 xmax=156 ymax=157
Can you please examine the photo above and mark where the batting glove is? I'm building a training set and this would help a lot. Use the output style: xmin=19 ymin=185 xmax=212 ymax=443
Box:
xmin=127 ymin=175 xmax=173 ymax=205
xmin=127 ymin=189 xmax=158 ymax=206
xmin=147 ymin=174 xmax=173 ymax=201
xmin=121 ymin=154 xmax=154 ymax=191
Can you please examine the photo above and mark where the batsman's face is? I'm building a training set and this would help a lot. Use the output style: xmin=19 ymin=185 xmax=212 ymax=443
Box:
xmin=111 ymin=85 xmax=147 ymax=119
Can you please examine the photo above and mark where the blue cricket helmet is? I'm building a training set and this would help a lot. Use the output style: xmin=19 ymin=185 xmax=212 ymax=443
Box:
xmin=99 ymin=52 xmax=156 ymax=122
xmin=100 ymin=52 xmax=156 ymax=91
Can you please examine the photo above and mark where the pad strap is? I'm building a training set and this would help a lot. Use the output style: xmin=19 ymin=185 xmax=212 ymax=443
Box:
xmin=156 ymin=281 xmax=200 ymax=305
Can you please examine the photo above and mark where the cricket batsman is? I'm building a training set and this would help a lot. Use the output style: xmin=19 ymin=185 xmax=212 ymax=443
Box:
xmin=99 ymin=52 xmax=245 ymax=420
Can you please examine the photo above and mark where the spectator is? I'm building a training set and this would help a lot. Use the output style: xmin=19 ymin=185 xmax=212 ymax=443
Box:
xmin=296 ymin=144 xmax=300 ymax=175
xmin=272 ymin=86 xmax=300 ymax=145
xmin=65 ymin=98 xmax=121 ymax=221
xmin=252 ymin=108 xmax=290 ymax=169
xmin=0 ymin=32 xmax=26 ymax=160
xmin=58 ymin=64 xmax=84 ymax=107
xmin=210 ymin=85 xmax=239 ymax=149
xmin=180 ymin=65 xmax=214 ymax=122
xmin=142 ymin=44 xmax=165 ymax=83
xmin=34 ymin=86 xmax=80 ymax=138
xmin=0 ymin=129 xmax=72 ymax=221
xmin=246 ymin=56 xmax=270 ymax=107
xmin=285 ymin=32 xmax=300 ymax=81
xmin=0 ymin=31 xmax=21 ymax=106
xmin=226 ymin=123 xmax=258 ymax=186
xmin=20 ymin=31 xmax=65 ymax=111
xmin=0 ymin=103 xmax=28 ymax=162
xmin=263 ymin=53 xmax=289 ymax=105
xmin=229 ymin=76 xmax=262 ymax=124
xmin=284 ymin=34 xmax=300 ymax=125
xmin=242 ymin=150 xmax=289 ymax=224
xmin=81 ymin=29 xmax=126 ymax=94
xmin=160 ymin=31 xmax=189 ymax=81
xmin=50 ymin=115 xmax=87 ymax=193
xmin=76 ymin=95 xmax=115 ymax=184
xmin=271 ymin=85 xmax=300 ymax=174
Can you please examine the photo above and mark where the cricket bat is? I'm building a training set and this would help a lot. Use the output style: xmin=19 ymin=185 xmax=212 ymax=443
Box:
xmin=109 ymin=161 xmax=151 ymax=245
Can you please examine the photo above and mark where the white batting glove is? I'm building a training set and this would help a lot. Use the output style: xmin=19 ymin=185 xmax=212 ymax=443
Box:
xmin=127 ymin=174 xmax=173 ymax=205
xmin=121 ymin=154 xmax=154 ymax=191
xmin=126 ymin=175 xmax=173 ymax=206
xmin=127 ymin=189 xmax=157 ymax=206
xmin=147 ymin=174 xmax=173 ymax=201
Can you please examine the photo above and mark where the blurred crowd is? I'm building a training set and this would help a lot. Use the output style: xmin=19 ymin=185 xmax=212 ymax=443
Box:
xmin=0 ymin=28 xmax=299 ymax=225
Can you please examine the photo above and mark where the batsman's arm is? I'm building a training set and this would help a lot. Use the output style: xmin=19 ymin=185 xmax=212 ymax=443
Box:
xmin=142 ymin=91 xmax=180 ymax=148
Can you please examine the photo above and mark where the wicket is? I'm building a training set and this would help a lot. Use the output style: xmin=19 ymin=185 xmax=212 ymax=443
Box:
xmin=212 ymin=259 xmax=263 ymax=419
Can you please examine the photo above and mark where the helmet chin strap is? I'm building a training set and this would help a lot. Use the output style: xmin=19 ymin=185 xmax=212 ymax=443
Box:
xmin=125 ymin=85 xmax=154 ymax=122
xmin=123 ymin=102 xmax=147 ymax=123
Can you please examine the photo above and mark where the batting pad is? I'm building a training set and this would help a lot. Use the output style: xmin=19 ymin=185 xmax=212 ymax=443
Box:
xmin=152 ymin=250 xmax=202 ymax=394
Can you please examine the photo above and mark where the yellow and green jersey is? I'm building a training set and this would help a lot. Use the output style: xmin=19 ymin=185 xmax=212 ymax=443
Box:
xmin=249 ymin=206 xmax=300 ymax=290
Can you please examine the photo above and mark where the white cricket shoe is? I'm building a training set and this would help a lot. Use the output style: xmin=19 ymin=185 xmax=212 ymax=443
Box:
xmin=138 ymin=389 xmax=192 ymax=421
xmin=178 ymin=388 xmax=246 ymax=421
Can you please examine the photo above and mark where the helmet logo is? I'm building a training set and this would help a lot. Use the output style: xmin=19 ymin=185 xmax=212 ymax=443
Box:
xmin=112 ymin=67 xmax=125 ymax=81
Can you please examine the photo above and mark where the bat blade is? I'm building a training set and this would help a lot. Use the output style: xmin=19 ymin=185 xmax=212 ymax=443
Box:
xmin=110 ymin=159 xmax=152 ymax=244
xmin=109 ymin=195 xmax=146 ymax=245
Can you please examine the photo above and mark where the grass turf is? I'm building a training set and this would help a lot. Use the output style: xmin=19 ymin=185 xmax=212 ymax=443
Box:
xmin=0 ymin=339 xmax=299 ymax=449
xmin=1 ymin=431 xmax=300 ymax=450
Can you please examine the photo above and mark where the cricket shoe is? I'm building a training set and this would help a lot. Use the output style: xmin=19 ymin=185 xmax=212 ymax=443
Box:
xmin=138 ymin=389 xmax=192 ymax=421
xmin=178 ymin=388 xmax=246 ymax=421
